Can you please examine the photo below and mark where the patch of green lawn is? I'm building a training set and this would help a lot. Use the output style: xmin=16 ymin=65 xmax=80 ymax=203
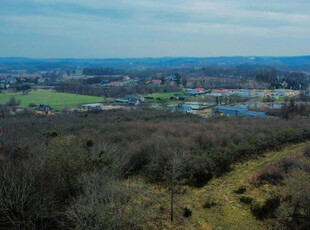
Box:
xmin=122 ymin=80 xmax=130 ymax=86
xmin=147 ymin=91 xmax=186 ymax=99
xmin=0 ymin=89 xmax=104 ymax=110
xmin=276 ymin=96 xmax=285 ymax=102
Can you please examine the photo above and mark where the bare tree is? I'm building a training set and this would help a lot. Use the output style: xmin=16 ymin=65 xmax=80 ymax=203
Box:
xmin=168 ymin=149 xmax=186 ymax=222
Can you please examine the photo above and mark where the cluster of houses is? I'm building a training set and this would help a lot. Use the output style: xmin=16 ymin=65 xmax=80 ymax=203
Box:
xmin=186 ymin=88 xmax=207 ymax=96
xmin=106 ymin=75 xmax=181 ymax=87
xmin=0 ymin=76 xmax=17 ymax=89
xmin=263 ymin=89 xmax=301 ymax=98
xmin=0 ymin=76 xmax=46 ymax=89
xmin=80 ymin=95 xmax=145 ymax=112
xmin=186 ymin=88 xmax=238 ymax=97
xmin=171 ymin=103 xmax=270 ymax=118
xmin=105 ymin=76 xmax=139 ymax=87
xmin=150 ymin=75 xmax=182 ymax=86
xmin=172 ymin=104 xmax=194 ymax=114
xmin=115 ymin=95 xmax=145 ymax=106
xmin=183 ymin=88 xmax=302 ymax=99
xmin=108 ymin=76 xmax=177 ymax=87
xmin=151 ymin=79 xmax=162 ymax=85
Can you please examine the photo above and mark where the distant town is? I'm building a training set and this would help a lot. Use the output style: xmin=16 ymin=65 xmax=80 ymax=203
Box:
xmin=0 ymin=63 xmax=308 ymax=120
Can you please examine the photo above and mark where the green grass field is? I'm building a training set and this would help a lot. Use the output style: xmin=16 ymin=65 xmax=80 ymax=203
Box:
xmin=0 ymin=90 xmax=104 ymax=110
xmin=146 ymin=91 xmax=186 ymax=99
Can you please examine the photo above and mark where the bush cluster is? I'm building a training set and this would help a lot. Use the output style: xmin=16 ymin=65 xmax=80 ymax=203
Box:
xmin=1 ymin=110 xmax=310 ymax=228
xmin=240 ymin=196 xmax=253 ymax=205
xmin=251 ymin=156 xmax=307 ymax=186
xmin=234 ymin=186 xmax=246 ymax=194
xmin=304 ymin=144 xmax=310 ymax=157
xmin=251 ymin=196 xmax=281 ymax=219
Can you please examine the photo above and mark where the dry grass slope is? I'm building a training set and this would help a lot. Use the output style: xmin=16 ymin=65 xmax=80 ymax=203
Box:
xmin=143 ymin=143 xmax=308 ymax=230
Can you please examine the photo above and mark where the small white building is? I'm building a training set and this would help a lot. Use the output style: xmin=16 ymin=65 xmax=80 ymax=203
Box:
xmin=82 ymin=103 xmax=103 ymax=111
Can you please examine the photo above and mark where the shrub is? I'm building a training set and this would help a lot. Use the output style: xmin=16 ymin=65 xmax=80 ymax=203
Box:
xmin=44 ymin=130 xmax=58 ymax=138
xmin=234 ymin=186 xmax=246 ymax=194
xmin=203 ymin=200 xmax=216 ymax=209
xmin=29 ymin=103 xmax=37 ymax=107
xmin=0 ymin=163 xmax=57 ymax=229
xmin=0 ymin=105 xmax=10 ymax=118
xmin=251 ymin=196 xmax=281 ymax=219
xmin=6 ymin=96 xmax=21 ymax=106
xmin=65 ymin=173 xmax=149 ymax=230
xmin=190 ymin=170 xmax=213 ymax=187
xmin=46 ymin=135 xmax=88 ymax=199
xmin=240 ymin=196 xmax=253 ymax=205
xmin=252 ymin=156 xmax=304 ymax=186
xmin=254 ymin=166 xmax=284 ymax=186
xmin=50 ymin=130 xmax=58 ymax=137
xmin=304 ymin=144 xmax=310 ymax=157
xmin=251 ymin=204 xmax=265 ymax=219
xmin=183 ymin=208 xmax=192 ymax=218
xmin=87 ymin=143 xmax=122 ymax=175
xmin=277 ymin=170 xmax=310 ymax=229
xmin=86 ymin=139 xmax=94 ymax=147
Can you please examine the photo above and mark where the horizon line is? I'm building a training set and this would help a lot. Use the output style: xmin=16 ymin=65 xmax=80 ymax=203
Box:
xmin=1 ymin=55 xmax=310 ymax=60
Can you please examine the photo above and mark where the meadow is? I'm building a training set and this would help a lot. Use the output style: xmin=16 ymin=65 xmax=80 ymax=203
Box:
xmin=0 ymin=89 xmax=104 ymax=110
xmin=147 ymin=90 xmax=186 ymax=99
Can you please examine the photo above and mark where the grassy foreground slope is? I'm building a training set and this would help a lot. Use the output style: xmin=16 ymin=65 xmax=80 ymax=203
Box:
xmin=0 ymin=89 xmax=103 ymax=110
xmin=145 ymin=143 xmax=307 ymax=230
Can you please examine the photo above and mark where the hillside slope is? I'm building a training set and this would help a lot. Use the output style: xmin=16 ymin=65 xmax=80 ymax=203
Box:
xmin=145 ymin=142 xmax=308 ymax=230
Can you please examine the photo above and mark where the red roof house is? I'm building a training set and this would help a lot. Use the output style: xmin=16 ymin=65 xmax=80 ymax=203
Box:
xmin=152 ymin=79 xmax=162 ymax=85
xmin=110 ymin=81 xmax=122 ymax=86
xmin=38 ymin=78 xmax=45 ymax=83
xmin=195 ymin=88 xmax=205 ymax=92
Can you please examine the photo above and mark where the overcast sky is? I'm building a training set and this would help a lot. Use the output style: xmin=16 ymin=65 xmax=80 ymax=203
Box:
xmin=0 ymin=0 xmax=309 ymax=58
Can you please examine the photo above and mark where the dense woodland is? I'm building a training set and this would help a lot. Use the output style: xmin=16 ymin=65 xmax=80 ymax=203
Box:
xmin=1 ymin=109 xmax=310 ymax=229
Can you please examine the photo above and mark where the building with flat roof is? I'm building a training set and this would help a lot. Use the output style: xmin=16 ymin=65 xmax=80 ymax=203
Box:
xmin=212 ymin=106 xmax=269 ymax=118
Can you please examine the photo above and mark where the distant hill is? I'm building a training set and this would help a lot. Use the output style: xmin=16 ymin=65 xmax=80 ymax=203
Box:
xmin=0 ymin=56 xmax=309 ymax=71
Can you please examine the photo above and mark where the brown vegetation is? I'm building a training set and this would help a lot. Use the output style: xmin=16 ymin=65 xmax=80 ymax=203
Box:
xmin=1 ymin=109 xmax=310 ymax=229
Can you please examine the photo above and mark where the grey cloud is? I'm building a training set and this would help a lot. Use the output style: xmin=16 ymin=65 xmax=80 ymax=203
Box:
xmin=0 ymin=0 xmax=309 ymax=57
